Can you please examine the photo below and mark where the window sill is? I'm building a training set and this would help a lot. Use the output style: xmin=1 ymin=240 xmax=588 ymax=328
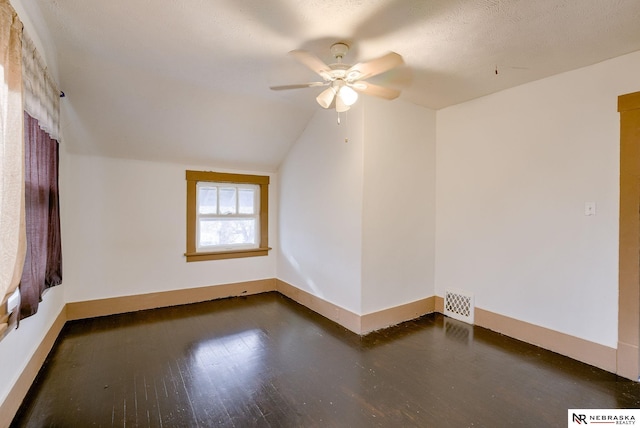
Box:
xmin=185 ymin=247 xmax=271 ymax=262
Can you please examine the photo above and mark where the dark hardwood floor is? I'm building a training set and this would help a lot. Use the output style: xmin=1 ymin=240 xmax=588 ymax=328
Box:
xmin=11 ymin=292 xmax=640 ymax=427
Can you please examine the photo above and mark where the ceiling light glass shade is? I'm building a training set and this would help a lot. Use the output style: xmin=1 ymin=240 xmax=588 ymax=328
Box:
xmin=335 ymin=96 xmax=350 ymax=113
xmin=338 ymin=85 xmax=358 ymax=106
xmin=316 ymin=87 xmax=336 ymax=109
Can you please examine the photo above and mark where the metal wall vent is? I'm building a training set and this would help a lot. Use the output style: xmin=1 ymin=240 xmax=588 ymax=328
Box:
xmin=444 ymin=290 xmax=474 ymax=324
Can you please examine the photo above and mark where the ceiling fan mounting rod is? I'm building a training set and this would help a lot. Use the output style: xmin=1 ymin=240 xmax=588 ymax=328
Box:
xmin=330 ymin=42 xmax=349 ymax=60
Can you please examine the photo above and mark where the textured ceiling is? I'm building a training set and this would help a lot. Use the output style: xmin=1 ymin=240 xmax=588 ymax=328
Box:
xmin=17 ymin=0 xmax=640 ymax=171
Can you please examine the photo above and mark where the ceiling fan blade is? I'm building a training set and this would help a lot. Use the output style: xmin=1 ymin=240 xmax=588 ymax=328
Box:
xmin=289 ymin=50 xmax=333 ymax=80
xmin=351 ymin=82 xmax=400 ymax=100
xmin=347 ymin=52 xmax=404 ymax=80
xmin=316 ymin=87 xmax=336 ymax=109
xmin=270 ymin=82 xmax=327 ymax=91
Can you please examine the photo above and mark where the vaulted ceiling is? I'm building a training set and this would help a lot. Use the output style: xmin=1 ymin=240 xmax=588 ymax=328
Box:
xmin=17 ymin=0 xmax=640 ymax=171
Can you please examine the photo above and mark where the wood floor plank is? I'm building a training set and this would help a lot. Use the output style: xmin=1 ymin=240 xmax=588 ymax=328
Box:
xmin=10 ymin=292 xmax=640 ymax=427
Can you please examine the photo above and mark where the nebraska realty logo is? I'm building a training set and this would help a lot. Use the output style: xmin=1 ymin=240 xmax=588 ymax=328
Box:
xmin=569 ymin=409 xmax=639 ymax=425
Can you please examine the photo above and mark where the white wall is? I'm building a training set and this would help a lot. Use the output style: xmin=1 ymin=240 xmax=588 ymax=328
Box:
xmin=436 ymin=50 xmax=640 ymax=348
xmin=0 ymin=286 xmax=64 ymax=406
xmin=361 ymin=98 xmax=437 ymax=314
xmin=278 ymin=105 xmax=365 ymax=313
xmin=63 ymin=154 xmax=277 ymax=303
xmin=278 ymin=97 xmax=438 ymax=316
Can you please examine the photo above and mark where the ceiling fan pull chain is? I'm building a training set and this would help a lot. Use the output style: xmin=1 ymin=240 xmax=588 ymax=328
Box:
xmin=336 ymin=111 xmax=350 ymax=143
xmin=344 ymin=111 xmax=349 ymax=142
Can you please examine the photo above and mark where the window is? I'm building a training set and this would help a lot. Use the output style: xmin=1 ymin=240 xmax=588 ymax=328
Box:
xmin=185 ymin=171 xmax=270 ymax=262
xmin=196 ymin=182 xmax=258 ymax=250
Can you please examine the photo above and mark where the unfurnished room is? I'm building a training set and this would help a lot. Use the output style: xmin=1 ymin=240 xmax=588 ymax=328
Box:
xmin=2 ymin=0 xmax=640 ymax=426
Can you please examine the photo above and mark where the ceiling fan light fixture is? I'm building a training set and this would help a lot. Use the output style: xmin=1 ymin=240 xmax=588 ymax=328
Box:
xmin=338 ymin=85 xmax=358 ymax=106
xmin=335 ymin=96 xmax=350 ymax=113
xmin=316 ymin=86 xmax=336 ymax=109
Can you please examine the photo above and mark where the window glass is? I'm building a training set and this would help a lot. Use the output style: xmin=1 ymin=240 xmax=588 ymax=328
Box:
xmin=199 ymin=218 xmax=256 ymax=247
xmin=219 ymin=187 xmax=236 ymax=214
xmin=238 ymin=188 xmax=255 ymax=214
xmin=194 ymin=182 xmax=259 ymax=251
xmin=198 ymin=186 xmax=217 ymax=214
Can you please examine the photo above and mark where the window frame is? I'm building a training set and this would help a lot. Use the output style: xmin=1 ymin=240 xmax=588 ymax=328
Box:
xmin=185 ymin=171 xmax=270 ymax=262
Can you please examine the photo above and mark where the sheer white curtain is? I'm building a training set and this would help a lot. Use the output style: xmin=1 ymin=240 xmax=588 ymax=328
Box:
xmin=22 ymin=29 xmax=59 ymax=141
xmin=0 ymin=0 xmax=25 ymax=336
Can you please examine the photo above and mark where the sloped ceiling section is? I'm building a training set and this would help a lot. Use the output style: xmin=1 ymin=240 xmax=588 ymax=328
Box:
xmin=20 ymin=0 xmax=640 ymax=171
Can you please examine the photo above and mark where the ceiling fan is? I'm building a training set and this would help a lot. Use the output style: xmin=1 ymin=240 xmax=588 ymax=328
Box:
xmin=270 ymin=42 xmax=404 ymax=112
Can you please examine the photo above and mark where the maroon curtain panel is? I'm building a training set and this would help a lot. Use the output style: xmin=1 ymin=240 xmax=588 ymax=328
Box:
xmin=19 ymin=112 xmax=62 ymax=320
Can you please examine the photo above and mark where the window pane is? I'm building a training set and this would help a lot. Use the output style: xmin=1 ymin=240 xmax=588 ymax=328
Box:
xmin=238 ymin=189 xmax=255 ymax=214
xmin=219 ymin=188 xmax=236 ymax=214
xmin=198 ymin=186 xmax=217 ymax=214
xmin=199 ymin=218 xmax=256 ymax=247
